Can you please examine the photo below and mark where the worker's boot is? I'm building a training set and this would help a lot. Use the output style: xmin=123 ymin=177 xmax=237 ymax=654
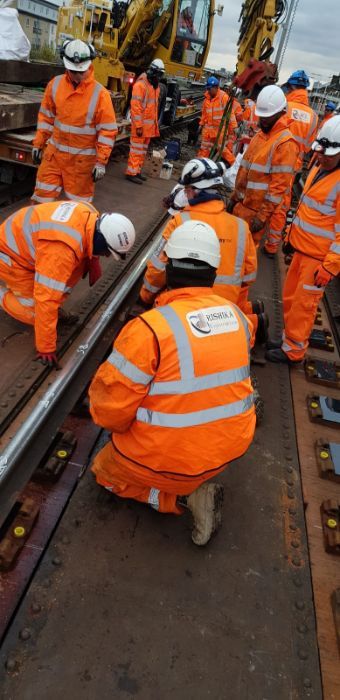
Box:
xmin=136 ymin=173 xmax=148 ymax=181
xmin=186 ymin=483 xmax=224 ymax=546
xmin=266 ymin=338 xmax=282 ymax=350
xmin=265 ymin=347 xmax=300 ymax=365
xmin=58 ymin=308 xmax=79 ymax=325
xmin=255 ymin=312 xmax=269 ymax=344
xmin=125 ymin=175 xmax=143 ymax=185
xmin=252 ymin=299 xmax=264 ymax=315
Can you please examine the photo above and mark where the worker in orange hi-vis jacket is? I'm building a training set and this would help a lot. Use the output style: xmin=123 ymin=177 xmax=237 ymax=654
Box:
xmin=319 ymin=101 xmax=337 ymax=130
xmin=230 ymin=85 xmax=299 ymax=258
xmin=283 ymin=70 xmax=318 ymax=173
xmin=266 ymin=115 xmax=340 ymax=364
xmin=0 ymin=201 xmax=135 ymax=367
xmin=32 ymin=40 xmax=117 ymax=204
xmin=139 ymin=157 xmax=268 ymax=343
xmin=242 ymin=98 xmax=259 ymax=135
xmin=198 ymin=77 xmax=237 ymax=165
xmin=125 ymin=59 xmax=165 ymax=184
xmin=89 ymin=220 xmax=256 ymax=547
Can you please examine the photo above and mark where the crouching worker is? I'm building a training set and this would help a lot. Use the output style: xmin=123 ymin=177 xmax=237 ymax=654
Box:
xmin=89 ymin=221 xmax=256 ymax=546
xmin=0 ymin=201 xmax=135 ymax=366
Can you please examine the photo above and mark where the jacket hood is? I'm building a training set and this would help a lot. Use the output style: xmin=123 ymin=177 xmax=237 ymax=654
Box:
xmin=286 ymin=88 xmax=309 ymax=106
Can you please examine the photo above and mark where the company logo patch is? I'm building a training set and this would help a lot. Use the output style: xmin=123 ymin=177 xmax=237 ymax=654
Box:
xmin=187 ymin=305 xmax=239 ymax=337
xmin=291 ymin=108 xmax=311 ymax=124
xmin=51 ymin=201 xmax=78 ymax=222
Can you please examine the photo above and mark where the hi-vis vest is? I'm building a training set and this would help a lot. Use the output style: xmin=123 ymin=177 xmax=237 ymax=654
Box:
xmin=112 ymin=293 xmax=255 ymax=477
xmin=200 ymin=89 xmax=228 ymax=129
xmin=239 ymin=128 xmax=295 ymax=211
xmin=290 ymin=166 xmax=340 ymax=267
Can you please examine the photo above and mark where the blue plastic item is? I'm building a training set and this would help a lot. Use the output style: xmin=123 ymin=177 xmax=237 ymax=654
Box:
xmin=287 ymin=70 xmax=310 ymax=88
xmin=165 ymin=138 xmax=181 ymax=161
xmin=206 ymin=76 xmax=219 ymax=88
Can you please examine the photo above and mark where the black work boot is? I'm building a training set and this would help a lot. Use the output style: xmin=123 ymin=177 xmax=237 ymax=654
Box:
xmin=262 ymin=247 xmax=275 ymax=259
xmin=125 ymin=175 xmax=143 ymax=185
xmin=136 ymin=173 xmax=148 ymax=181
xmin=266 ymin=338 xmax=282 ymax=350
xmin=255 ymin=312 xmax=269 ymax=344
xmin=252 ymin=299 xmax=265 ymax=315
xmin=265 ymin=348 xmax=300 ymax=364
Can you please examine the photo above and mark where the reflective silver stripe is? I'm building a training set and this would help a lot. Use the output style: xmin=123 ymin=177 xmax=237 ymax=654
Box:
xmin=334 ymin=224 xmax=340 ymax=233
xmin=133 ymin=116 xmax=143 ymax=121
xmin=64 ymin=191 xmax=93 ymax=203
xmin=130 ymin=142 xmax=146 ymax=151
xmin=39 ymin=106 xmax=55 ymax=119
xmin=0 ymin=252 xmax=12 ymax=267
xmin=293 ymin=135 xmax=306 ymax=144
xmin=216 ymin=219 xmax=247 ymax=287
xmin=148 ymin=488 xmax=160 ymax=510
xmin=54 ymin=119 xmax=96 ymax=135
xmin=143 ymin=278 xmax=161 ymax=294
xmin=306 ymin=112 xmax=318 ymax=144
xmin=149 ymin=365 xmax=249 ymax=396
xmin=156 ymin=306 xmax=194 ymax=379
xmin=35 ymin=180 xmax=61 ymax=193
xmin=179 ymin=211 xmax=191 ymax=222
xmin=0 ymin=286 xmax=7 ymax=303
xmin=107 ymin=348 xmax=153 ymax=385
xmin=86 ymin=82 xmax=102 ymax=125
xmin=97 ymin=135 xmax=115 ymax=146
xmin=5 ymin=215 xmax=19 ymax=255
xmin=38 ymin=121 xmax=53 ymax=132
xmin=326 ymin=182 xmax=340 ymax=207
xmin=247 ymin=182 xmax=268 ymax=190
xmin=248 ymin=163 xmax=268 ymax=173
xmin=49 ymin=139 xmax=96 ymax=156
xmin=31 ymin=194 xmax=56 ymax=203
xmin=51 ymin=74 xmax=63 ymax=103
xmin=31 ymin=221 xmax=83 ymax=250
xmin=143 ymin=119 xmax=155 ymax=124
xmin=294 ymin=215 xmax=334 ymax=240
xmin=35 ymin=272 xmax=72 ymax=293
xmin=96 ymin=122 xmax=117 ymax=130
xmin=302 ymin=195 xmax=335 ymax=216
xmin=131 ymin=95 xmax=143 ymax=102
xmin=242 ymin=270 xmax=257 ymax=282
xmin=18 ymin=297 xmax=34 ymax=307
xmin=303 ymin=284 xmax=325 ymax=292
xmin=150 ymin=255 xmax=166 ymax=271
xmin=22 ymin=206 xmax=36 ymax=259
xmin=330 ymin=243 xmax=340 ymax=254
xmin=240 ymin=158 xmax=251 ymax=169
xmin=265 ymin=194 xmax=282 ymax=204
xmin=271 ymin=165 xmax=295 ymax=173
xmin=136 ymin=394 xmax=254 ymax=428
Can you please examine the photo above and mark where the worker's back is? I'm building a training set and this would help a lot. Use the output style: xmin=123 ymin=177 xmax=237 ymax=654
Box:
xmin=286 ymin=89 xmax=318 ymax=170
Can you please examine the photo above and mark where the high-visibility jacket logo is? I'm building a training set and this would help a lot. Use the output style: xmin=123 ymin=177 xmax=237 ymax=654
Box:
xmin=187 ymin=305 xmax=239 ymax=337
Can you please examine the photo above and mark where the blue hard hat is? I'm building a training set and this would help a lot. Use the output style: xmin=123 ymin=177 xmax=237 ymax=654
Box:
xmin=206 ymin=76 xmax=219 ymax=88
xmin=325 ymin=101 xmax=336 ymax=111
xmin=287 ymin=70 xmax=310 ymax=88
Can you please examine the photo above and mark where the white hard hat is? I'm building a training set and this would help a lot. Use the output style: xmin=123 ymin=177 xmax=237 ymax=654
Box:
xmin=149 ymin=58 xmax=165 ymax=74
xmin=62 ymin=40 xmax=94 ymax=72
xmin=167 ymin=185 xmax=189 ymax=215
xmin=98 ymin=213 xmax=136 ymax=260
xmin=255 ymin=85 xmax=287 ymax=117
xmin=179 ymin=158 xmax=226 ymax=189
xmin=165 ymin=220 xmax=221 ymax=269
xmin=312 ymin=114 xmax=340 ymax=156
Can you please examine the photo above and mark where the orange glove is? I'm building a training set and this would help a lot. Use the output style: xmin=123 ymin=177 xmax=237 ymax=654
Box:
xmin=88 ymin=257 xmax=102 ymax=287
xmin=314 ymin=265 xmax=333 ymax=288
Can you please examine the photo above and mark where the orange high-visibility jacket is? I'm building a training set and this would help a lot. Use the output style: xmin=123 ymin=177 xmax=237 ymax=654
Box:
xmin=140 ymin=199 xmax=257 ymax=305
xmin=242 ymin=99 xmax=258 ymax=132
xmin=288 ymin=165 xmax=340 ymax=276
xmin=89 ymin=287 xmax=255 ymax=483
xmin=232 ymin=97 xmax=243 ymax=123
xmin=130 ymin=73 xmax=160 ymax=138
xmin=233 ymin=115 xmax=299 ymax=225
xmin=200 ymin=88 xmax=229 ymax=128
xmin=33 ymin=66 xmax=117 ymax=165
xmin=0 ymin=201 xmax=98 ymax=352
xmin=286 ymin=89 xmax=318 ymax=170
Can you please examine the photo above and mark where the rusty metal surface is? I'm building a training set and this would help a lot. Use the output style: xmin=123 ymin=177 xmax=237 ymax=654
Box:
xmin=0 ymin=415 xmax=100 ymax=643
xmin=0 ymin=88 xmax=43 ymax=132
xmin=0 ymin=252 xmax=322 ymax=699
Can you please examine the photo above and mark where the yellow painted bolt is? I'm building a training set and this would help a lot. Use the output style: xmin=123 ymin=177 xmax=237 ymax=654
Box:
xmin=57 ymin=449 xmax=68 ymax=459
xmin=311 ymin=401 xmax=318 ymax=409
xmin=13 ymin=526 xmax=26 ymax=538
xmin=327 ymin=518 xmax=337 ymax=529
xmin=320 ymin=451 xmax=329 ymax=460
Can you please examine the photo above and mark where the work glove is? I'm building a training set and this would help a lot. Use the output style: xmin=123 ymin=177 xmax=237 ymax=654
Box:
xmin=32 ymin=147 xmax=42 ymax=165
xmin=92 ymin=163 xmax=106 ymax=182
xmin=36 ymin=352 xmax=60 ymax=369
xmin=250 ymin=217 xmax=265 ymax=234
xmin=136 ymin=127 xmax=143 ymax=138
xmin=88 ymin=256 xmax=102 ymax=287
xmin=314 ymin=265 xmax=334 ymax=288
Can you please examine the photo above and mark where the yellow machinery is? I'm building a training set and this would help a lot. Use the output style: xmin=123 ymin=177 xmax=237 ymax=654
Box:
xmin=57 ymin=0 xmax=216 ymax=108
xmin=236 ymin=0 xmax=281 ymax=74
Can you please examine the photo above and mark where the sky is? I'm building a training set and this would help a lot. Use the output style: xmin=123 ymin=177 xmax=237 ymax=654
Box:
xmin=207 ymin=0 xmax=340 ymax=85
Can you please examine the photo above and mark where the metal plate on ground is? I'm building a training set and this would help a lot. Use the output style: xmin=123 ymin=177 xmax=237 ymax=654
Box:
xmin=315 ymin=439 xmax=340 ymax=481
xmin=0 ymin=250 xmax=322 ymax=699
xmin=304 ymin=356 xmax=340 ymax=389
xmin=307 ymin=394 xmax=340 ymax=426
xmin=309 ymin=328 xmax=334 ymax=352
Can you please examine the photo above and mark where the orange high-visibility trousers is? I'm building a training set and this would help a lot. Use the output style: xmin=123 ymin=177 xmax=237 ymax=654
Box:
xmin=32 ymin=148 xmax=96 ymax=204
xmin=281 ymin=252 xmax=324 ymax=361
xmin=92 ymin=440 xmax=225 ymax=514
xmin=125 ymin=137 xmax=151 ymax=176
xmin=0 ymin=260 xmax=35 ymax=325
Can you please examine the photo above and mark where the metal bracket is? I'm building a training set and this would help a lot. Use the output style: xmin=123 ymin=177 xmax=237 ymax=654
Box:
xmin=307 ymin=394 xmax=340 ymax=426
xmin=304 ymin=356 xmax=340 ymax=389
xmin=315 ymin=439 xmax=340 ymax=482
xmin=309 ymin=328 xmax=334 ymax=352
xmin=33 ymin=430 xmax=77 ymax=483
xmin=320 ymin=500 xmax=340 ymax=555
xmin=0 ymin=498 xmax=40 ymax=571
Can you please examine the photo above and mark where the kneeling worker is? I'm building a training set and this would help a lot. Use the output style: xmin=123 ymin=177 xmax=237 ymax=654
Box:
xmin=89 ymin=221 xmax=256 ymax=546
xmin=0 ymin=201 xmax=135 ymax=366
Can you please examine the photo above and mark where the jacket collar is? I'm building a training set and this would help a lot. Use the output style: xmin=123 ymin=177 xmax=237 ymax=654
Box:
xmin=188 ymin=190 xmax=224 ymax=206
xmin=155 ymin=287 xmax=215 ymax=306
xmin=286 ymin=88 xmax=309 ymax=106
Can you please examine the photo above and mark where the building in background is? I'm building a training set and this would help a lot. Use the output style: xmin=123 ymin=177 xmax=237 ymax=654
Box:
xmin=310 ymin=74 xmax=340 ymax=116
xmin=15 ymin=0 xmax=60 ymax=51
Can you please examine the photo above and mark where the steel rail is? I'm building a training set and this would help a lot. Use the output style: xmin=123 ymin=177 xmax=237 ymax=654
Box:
xmin=0 ymin=229 xmax=162 ymax=490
